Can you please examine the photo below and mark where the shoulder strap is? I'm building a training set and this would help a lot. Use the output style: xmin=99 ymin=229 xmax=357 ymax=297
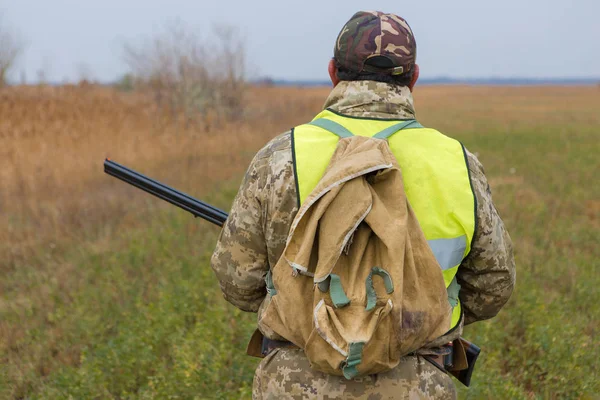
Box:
xmin=306 ymin=119 xmax=354 ymax=138
xmin=372 ymin=120 xmax=423 ymax=139
xmin=307 ymin=118 xmax=424 ymax=140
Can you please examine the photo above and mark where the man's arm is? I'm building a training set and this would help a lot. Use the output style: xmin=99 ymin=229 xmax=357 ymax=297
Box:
xmin=210 ymin=152 xmax=270 ymax=313
xmin=458 ymin=150 xmax=516 ymax=325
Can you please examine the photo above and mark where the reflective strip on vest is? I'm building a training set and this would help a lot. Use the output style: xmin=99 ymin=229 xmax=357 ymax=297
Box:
xmin=292 ymin=109 xmax=476 ymax=330
xmin=428 ymin=236 xmax=467 ymax=271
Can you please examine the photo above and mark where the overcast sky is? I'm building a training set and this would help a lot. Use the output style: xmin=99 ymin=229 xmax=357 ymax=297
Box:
xmin=3 ymin=0 xmax=599 ymax=83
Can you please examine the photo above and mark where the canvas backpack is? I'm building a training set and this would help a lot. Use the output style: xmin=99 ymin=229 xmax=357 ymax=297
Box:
xmin=258 ymin=119 xmax=453 ymax=379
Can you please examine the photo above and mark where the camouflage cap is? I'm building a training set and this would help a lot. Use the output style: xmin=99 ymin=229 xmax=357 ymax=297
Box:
xmin=334 ymin=11 xmax=416 ymax=76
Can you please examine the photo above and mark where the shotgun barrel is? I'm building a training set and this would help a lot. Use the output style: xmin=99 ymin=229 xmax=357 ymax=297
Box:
xmin=103 ymin=159 xmax=228 ymax=227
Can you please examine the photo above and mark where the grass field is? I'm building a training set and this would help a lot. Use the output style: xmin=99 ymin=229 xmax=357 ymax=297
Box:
xmin=1 ymin=83 xmax=599 ymax=399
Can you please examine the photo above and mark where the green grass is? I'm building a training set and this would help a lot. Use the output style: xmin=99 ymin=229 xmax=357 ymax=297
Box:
xmin=454 ymin=122 xmax=599 ymax=399
xmin=2 ymin=99 xmax=599 ymax=399
xmin=1 ymin=188 xmax=258 ymax=399
xmin=33 ymin=220 xmax=258 ymax=400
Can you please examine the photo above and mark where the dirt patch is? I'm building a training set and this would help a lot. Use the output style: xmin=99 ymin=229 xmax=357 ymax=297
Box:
xmin=585 ymin=199 xmax=600 ymax=228
xmin=489 ymin=175 xmax=525 ymax=187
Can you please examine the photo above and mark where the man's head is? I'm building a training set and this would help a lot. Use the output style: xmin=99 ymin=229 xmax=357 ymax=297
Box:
xmin=329 ymin=11 xmax=419 ymax=91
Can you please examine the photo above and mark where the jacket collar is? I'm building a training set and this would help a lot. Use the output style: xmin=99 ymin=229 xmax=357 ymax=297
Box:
xmin=323 ymin=80 xmax=416 ymax=120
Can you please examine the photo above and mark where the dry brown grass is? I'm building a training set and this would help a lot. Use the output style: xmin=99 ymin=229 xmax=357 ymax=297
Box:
xmin=2 ymin=83 xmax=598 ymax=269
xmin=414 ymin=85 xmax=600 ymax=130
xmin=0 ymin=84 xmax=326 ymax=269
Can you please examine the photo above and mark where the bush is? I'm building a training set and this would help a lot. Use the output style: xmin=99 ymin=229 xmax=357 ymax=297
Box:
xmin=115 ymin=73 xmax=136 ymax=92
xmin=0 ymin=14 xmax=24 ymax=86
xmin=123 ymin=21 xmax=247 ymax=128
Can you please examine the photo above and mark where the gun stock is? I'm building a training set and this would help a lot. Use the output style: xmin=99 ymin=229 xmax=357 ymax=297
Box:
xmin=449 ymin=338 xmax=481 ymax=387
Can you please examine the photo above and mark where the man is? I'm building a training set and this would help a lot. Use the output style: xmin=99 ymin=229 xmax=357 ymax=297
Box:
xmin=211 ymin=10 xmax=515 ymax=399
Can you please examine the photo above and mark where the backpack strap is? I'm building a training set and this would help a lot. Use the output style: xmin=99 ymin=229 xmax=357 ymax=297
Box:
xmin=307 ymin=118 xmax=423 ymax=140
xmin=365 ymin=267 xmax=395 ymax=311
xmin=307 ymin=119 xmax=355 ymax=138
xmin=317 ymin=274 xmax=351 ymax=308
xmin=372 ymin=120 xmax=423 ymax=139
xmin=343 ymin=342 xmax=366 ymax=379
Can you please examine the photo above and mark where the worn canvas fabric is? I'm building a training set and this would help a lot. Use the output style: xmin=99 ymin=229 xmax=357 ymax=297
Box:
xmin=258 ymin=134 xmax=452 ymax=378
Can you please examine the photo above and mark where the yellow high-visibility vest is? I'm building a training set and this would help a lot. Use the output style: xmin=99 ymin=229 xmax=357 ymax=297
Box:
xmin=292 ymin=109 xmax=476 ymax=330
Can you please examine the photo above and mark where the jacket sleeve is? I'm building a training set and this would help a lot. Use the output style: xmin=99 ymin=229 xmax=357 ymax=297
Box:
xmin=457 ymin=150 xmax=516 ymax=325
xmin=210 ymin=152 xmax=270 ymax=313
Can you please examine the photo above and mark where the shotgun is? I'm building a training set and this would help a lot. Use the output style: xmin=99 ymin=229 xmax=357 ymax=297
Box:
xmin=103 ymin=158 xmax=480 ymax=387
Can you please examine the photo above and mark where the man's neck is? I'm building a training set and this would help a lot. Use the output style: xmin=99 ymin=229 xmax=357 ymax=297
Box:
xmin=323 ymin=80 xmax=416 ymax=120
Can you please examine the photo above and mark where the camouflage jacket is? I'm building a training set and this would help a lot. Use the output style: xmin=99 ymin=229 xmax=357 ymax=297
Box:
xmin=211 ymin=81 xmax=516 ymax=333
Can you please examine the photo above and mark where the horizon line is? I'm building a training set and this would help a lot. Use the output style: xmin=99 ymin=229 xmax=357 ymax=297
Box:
xmin=8 ymin=76 xmax=600 ymax=87
xmin=258 ymin=76 xmax=600 ymax=87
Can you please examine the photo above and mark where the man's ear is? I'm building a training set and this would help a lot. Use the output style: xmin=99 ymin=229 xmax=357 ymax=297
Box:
xmin=408 ymin=64 xmax=419 ymax=92
xmin=329 ymin=59 xmax=340 ymax=87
